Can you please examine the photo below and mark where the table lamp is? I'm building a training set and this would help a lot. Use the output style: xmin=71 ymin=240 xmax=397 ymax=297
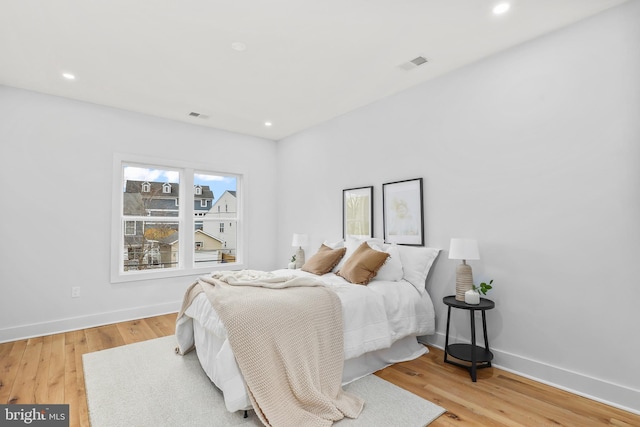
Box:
xmin=448 ymin=238 xmax=480 ymax=301
xmin=292 ymin=233 xmax=308 ymax=268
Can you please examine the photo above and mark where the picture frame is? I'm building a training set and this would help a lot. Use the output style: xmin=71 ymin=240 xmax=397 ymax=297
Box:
xmin=382 ymin=178 xmax=424 ymax=246
xmin=343 ymin=186 xmax=373 ymax=239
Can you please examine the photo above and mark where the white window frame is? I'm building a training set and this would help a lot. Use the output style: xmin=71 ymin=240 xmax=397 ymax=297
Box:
xmin=111 ymin=153 xmax=247 ymax=283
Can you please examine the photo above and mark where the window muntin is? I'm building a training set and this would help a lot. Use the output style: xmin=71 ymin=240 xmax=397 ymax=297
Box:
xmin=113 ymin=158 xmax=242 ymax=282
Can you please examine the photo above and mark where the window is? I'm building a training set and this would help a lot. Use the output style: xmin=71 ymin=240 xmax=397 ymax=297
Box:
xmin=124 ymin=221 xmax=136 ymax=236
xmin=111 ymin=155 xmax=243 ymax=282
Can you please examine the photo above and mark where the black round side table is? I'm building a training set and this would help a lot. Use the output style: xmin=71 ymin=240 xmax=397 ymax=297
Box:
xmin=443 ymin=295 xmax=495 ymax=382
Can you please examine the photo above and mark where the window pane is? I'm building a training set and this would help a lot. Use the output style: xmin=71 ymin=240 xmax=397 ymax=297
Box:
xmin=123 ymin=166 xmax=180 ymax=217
xmin=123 ymin=220 xmax=179 ymax=271
xmin=193 ymin=173 xmax=237 ymax=267
xmin=194 ymin=219 xmax=237 ymax=266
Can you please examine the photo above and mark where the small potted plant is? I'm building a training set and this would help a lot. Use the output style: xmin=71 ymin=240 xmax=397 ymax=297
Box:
xmin=465 ymin=279 xmax=493 ymax=305
xmin=288 ymin=255 xmax=297 ymax=269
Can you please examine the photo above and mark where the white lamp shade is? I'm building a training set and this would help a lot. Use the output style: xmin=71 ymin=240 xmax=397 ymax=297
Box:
xmin=448 ymin=238 xmax=480 ymax=260
xmin=291 ymin=233 xmax=308 ymax=247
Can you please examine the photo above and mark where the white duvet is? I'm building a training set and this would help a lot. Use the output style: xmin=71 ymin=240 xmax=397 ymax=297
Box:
xmin=175 ymin=269 xmax=435 ymax=412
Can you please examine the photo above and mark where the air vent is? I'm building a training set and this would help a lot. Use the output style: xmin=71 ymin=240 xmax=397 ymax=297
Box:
xmin=399 ymin=56 xmax=429 ymax=71
xmin=188 ymin=111 xmax=210 ymax=119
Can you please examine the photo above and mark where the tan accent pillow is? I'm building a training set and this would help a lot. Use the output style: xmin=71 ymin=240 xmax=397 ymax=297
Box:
xmin=337 ymin=242 xmax=390 ymax=285
xmin=301 ymin=244 xmax=347 ymax=275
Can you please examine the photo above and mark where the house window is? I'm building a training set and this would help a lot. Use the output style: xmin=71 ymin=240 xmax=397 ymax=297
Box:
xmin=219 ymin=222 xmax=224 ymax=233
xmin=112 ymin=156 xmax=243 ymax=282
xmin=195 ymin=186 xmax=202 ymax=195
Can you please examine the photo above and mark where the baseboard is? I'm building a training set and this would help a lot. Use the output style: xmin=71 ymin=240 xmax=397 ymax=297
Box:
xmin=0 ymin=301 xmax=181 ymax=344
xmin=421 ymin=332 xmax=640 ymax=416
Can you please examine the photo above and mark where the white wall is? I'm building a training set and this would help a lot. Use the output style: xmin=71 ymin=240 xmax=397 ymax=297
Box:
xmin=276 ymin=1 xmax=640 ymax=413
xmin=0 ymin=86 xmax=278 ymax=341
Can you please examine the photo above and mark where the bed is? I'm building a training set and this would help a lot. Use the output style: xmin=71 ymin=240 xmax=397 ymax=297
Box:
xmin=175 ymin=238 xmax=440 ymax=416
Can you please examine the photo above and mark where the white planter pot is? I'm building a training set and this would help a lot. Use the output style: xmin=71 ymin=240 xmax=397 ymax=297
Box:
xmin=464 ymin=289 xmax=480 ymax=305
xmin=288 ymin=262 xmax=297 ymax=269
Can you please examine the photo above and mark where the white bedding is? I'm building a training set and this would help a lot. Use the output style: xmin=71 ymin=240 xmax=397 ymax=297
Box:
xmin=175 ymin=268 xmax=436 ymax=412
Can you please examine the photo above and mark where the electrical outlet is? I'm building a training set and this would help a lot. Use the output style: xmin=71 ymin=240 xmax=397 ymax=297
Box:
xmin=71 ymin=287 xmax=81 ymax=298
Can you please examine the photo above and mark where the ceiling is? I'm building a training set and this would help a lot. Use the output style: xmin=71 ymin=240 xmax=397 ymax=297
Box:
xmin=0 ymin=0 xmax=628 ymax=140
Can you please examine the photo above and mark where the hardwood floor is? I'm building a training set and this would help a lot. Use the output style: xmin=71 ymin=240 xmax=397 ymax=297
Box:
xmin=1 ymin=314 xmax=637 ymax=426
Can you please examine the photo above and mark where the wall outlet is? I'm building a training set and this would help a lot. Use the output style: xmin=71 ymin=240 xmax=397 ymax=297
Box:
xmin=71 ymin=287 xmax=81 ymax=298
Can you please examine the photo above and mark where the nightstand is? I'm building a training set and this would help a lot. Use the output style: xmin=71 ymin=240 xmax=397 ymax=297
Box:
xmin=443 ymin=295 xmax=495 ymax=382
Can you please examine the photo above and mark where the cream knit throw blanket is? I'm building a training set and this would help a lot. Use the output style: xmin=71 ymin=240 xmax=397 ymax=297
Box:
xmin=179 ymin=272 xmax=364 ymax=427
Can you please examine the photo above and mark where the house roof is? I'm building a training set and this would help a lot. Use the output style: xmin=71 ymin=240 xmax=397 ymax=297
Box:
xmin=195 ymin=229 xmax=224 ymax=243
xmin=125 ymin=180 xmax=214 ymax=199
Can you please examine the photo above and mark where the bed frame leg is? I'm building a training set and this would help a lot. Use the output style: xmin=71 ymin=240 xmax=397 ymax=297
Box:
xmin=244 ymin=411 xmax=248 ymax=418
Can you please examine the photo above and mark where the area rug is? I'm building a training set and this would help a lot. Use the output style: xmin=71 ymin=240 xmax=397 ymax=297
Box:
xmin=83 ymin=336 xmax=445 ymax=427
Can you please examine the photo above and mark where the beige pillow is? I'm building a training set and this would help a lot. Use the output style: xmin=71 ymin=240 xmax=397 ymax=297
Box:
xmin=337 ymin=242 xmax=390 ymax=285
xmin=301 ymin=244 xmax=347 ymax=275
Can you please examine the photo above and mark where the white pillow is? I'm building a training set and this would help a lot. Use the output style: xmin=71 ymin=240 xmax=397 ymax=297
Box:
xmin=371 ymin=244 xmax=403 ymax=281
xmin=333 ymin=236 xmax=384 ymax=272
xmin=396 ymin=246 xmax=440 ymax=293
xmin=323 ymin=239 xmax=345 ymax=249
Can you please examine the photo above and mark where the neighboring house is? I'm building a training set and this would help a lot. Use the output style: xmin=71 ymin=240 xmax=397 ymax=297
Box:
xmin=203 ymin=190 xmax=237 ymax=262
xmin=123 ymin=180 xmax=214 ymax=270
xmin=192 ymin=229 xmax=225 ymax=265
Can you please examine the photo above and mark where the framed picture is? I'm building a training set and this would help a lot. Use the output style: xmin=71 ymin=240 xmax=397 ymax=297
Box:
xmin=343 ymin=186 xmax=373 ymax=239
xmin=382 ymin=178 xmax=424 ymax=246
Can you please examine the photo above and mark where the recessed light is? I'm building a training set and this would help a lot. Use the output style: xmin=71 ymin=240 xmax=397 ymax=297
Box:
xmin=231 ymin=42 xmax=247 ymax=52
xmin=493 ymin=2 xmax=510 ymax=15
xmin=62 ymin=73 xmax=76 ymax=80
xmin=264 ymin=121 xmax=272 ymax=127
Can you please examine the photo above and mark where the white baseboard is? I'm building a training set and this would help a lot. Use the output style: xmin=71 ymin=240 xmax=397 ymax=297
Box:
xmin=421 ymin=332 xmax=640 ymax=416
xmin=0 ymin=301 xmax=181 ymax=344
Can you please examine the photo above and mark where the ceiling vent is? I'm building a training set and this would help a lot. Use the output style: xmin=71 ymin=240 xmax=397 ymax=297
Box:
xmin=399 ymin=56 xmax=429 ymax=71
xmin=188 ymin=111 xmax=210 ymax=119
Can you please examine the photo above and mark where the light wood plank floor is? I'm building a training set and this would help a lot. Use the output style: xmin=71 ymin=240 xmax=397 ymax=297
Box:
xmin=1 ymin=313 xmax=637 ymax=426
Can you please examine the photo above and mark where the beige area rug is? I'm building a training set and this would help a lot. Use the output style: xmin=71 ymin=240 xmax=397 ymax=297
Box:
xmin=83 ymin=336 xmax=445 ymax=427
